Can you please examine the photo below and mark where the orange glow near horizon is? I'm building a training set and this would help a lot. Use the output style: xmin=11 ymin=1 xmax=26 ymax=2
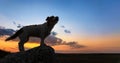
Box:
xmin=0 ymin=34 xmax=120 ymax=53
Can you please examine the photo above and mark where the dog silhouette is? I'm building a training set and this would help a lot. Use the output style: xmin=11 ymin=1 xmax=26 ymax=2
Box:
xmin=5 ymin=16 xmax=59 ymax=51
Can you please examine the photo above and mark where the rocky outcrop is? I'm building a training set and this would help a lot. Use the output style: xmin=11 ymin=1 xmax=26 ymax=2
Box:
xmin=0 ymin=50 xmax=10 ymax=59
xmin=0 ymin=45 xmax=56 ymax=63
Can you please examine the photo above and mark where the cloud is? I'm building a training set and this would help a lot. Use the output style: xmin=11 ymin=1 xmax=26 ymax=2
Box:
xmin=14 ymin=35 xmax=85 ymax=49
xmin=60 ymin=25 xmax=71 ymax=33
xmin=0 ymin=26 xmax=5 ymax=29
xmin=45 ymin=35 xmax=85 ymax=48
xmin=0 ymin=26 xmax=15 ymax=36
xmin=17 ymin=24 xmax=22 ymax=28
xmin=45 ymin=35 xmax=63 ymax=46
xmin=1 ymin=27 xmax=84 ymax=49
xmin=13 ymin=21 xmax=23 ymax=28
xmin=51 ymin=31 xmax=58 ymax=36
xmin=60 ymin=25 xmax=71 ymax=34
xmin=63 ymin=41 xmax=85 ymax=48
xmin=13 ymin=21 xmax=16 ymax=25
xmin=64 ymin=29 xmax=71 ymax=33
xmin=61 ymin=25 xmax=65 ymax=28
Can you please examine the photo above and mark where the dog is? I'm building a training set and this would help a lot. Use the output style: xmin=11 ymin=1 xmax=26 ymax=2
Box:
xmin=5 ymin=16 xmax=59 ymax=51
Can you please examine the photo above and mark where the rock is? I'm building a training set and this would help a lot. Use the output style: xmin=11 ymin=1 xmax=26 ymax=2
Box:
xmin=0 ymin=50 xmax=10 ymax=59
xmin=0 ymin=45 xmax=56 ymax=63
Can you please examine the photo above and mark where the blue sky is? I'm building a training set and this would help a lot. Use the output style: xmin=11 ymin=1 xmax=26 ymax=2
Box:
xmin=0 ymin=0 xmax=120 ymax=53
xmin=0 ymin=0 xmax=120 ymax=38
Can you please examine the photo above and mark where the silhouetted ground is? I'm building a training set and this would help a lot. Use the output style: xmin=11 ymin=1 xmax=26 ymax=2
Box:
xmin=0 ymin=45 xmax=55 ymax=63
xmin=0 ymin=50 xmax=120 ymax=63
xmin=0 ymin=50 xmax=10 ymax=58
xmin=56 ymin=53 xmax=120 ymax=63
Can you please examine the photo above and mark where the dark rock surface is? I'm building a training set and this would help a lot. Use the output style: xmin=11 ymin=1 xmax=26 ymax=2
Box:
xmin=0 ymin=45 xmax=56 ymax=63
xmin=0 ymin=50 xmax=10 ymax=58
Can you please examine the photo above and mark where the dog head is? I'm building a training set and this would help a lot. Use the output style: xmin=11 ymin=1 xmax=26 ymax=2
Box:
xmin=46 ymin=16 xmax=59 ymax=26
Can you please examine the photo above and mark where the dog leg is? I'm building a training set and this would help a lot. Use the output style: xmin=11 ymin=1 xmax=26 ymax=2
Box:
xmin=18 ymin=42 xmax=25 ymax=52
xmin=41 ymin=38 xmax=45 ymax=46
xmin=18 ymin=34 xmax=29 ymax=52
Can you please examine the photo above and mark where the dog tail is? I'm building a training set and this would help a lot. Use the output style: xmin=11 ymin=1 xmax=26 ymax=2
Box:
xmin=5 ymin=28 xmax=23 ymax=41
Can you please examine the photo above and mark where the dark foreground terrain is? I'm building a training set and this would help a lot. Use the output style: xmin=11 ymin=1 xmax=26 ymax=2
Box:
xmin=56 ymin=53 xmax=120 ymax=63
xmin=0 ymin=50 xmax=120 ymax=63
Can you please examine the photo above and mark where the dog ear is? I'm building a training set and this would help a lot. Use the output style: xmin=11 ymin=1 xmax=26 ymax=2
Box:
xmin=46 ymin=16 xmax=49 ymax=21
xmin=56 ymin=16 xmax=59 ymax=21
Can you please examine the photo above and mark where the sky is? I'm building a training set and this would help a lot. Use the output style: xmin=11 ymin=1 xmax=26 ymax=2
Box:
xmin=0 ymin=0 xmax=120 ymax=53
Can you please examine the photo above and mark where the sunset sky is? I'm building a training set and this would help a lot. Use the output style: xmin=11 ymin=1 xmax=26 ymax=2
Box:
xmin=0 ymin=0 xmax=120 ymax=53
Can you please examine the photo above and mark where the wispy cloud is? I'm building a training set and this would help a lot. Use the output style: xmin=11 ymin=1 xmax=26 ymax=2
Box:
xmin=64 ymin=29 xmax=71 ymax=34
xmin=51 ymin=31 xmax=58 ymax=36
xmin=60 ymin=25 xmax=65 ymax=28
xmin=45 ymin=35 xmax=85 ymax=48
xmin=62 ymin=41 xmax=85 ymax=48
xmin=13 ymin=21 xmax=23 ymax=28
xmin=60 ymin=25 xmax=71 ymax=34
